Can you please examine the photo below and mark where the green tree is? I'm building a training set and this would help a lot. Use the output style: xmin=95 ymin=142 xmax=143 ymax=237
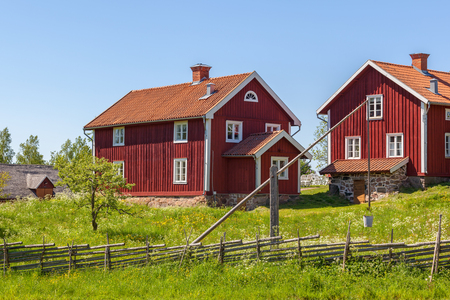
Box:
xmin=16 ymin=135 xmax=46 ymax=165
xmin=310 ymin=117 xmax=328 ymax=170
xmin=0 ymin=172 xmax=11 ymax=199
xmin=300 ymin=160 xmax=313 ymax=175
xmin=55 ymin=152 xmax=134 ymax=231
xmin=0 ymin=127 xmax=15 ymax=164
xmin=49 ymin=136 xmax=91 ymax=166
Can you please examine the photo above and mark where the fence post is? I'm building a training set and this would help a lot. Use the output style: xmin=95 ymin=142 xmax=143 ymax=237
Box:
xmin=218 ymin=237 xmax=224 ymax=264
xmin=104 ymin=233 xmax=111 ymax=271
xmin=256 ymin=234 xmax=260 ymax=261
xmin=297 ymin=229 xmax=302 ymax=264
xmin=40 ymin=237 xmax=45 ymax=271
xmin=3 ymin=238 xmax=8 ymax=275
xmin=145 ymin=235 xmax=150 ymax=265
xmin=389 ymin=229 xmax=393 ymax=263
xmin=68 ymin=243 xmax=72 ymax=273
xmin=431 ymin=214 xmax=442 ymax=278
xmin=342 ymin=221 xmax=351 ymax=271
xmin=270 ymin=165 xmax=279 ymax=238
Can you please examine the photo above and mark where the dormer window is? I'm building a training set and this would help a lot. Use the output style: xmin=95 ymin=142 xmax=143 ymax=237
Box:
xmin=113 ymin=127 xmax=125 ymax=146
xmin=244 ymin=91 xmax=258 ymax=102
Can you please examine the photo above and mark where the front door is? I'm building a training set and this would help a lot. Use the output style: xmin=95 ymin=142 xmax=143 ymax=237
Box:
xmin=353 ymin=180 xmax=365 ymax=204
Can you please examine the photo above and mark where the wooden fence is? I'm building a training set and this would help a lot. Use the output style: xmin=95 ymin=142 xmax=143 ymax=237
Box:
xmin=1 ymin=223 xmax=449 ymax=278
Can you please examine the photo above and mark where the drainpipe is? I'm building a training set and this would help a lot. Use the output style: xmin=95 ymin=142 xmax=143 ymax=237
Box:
xmin=83 ymin=129 xmax=94 ymax=162
xmin=316 ymin=114 xmax=328 ymax=123
xmin=291 ymin=126 xmax=301 ymax=137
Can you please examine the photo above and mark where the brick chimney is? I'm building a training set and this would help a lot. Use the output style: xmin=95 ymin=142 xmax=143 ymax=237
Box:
xmin=190 ymin=63 xmax=212 ymax=82
xmin=410 ymin=53 xmax=430 ymax=71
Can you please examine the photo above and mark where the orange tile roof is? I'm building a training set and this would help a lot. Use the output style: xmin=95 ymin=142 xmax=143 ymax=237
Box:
xmin=84 ymin=73 xmax=252 ymax=129
xmin=223 ymin=131 xmax=283 ymax=156
xmin=319 ymin=157 xmax=409 ymax=175
xmin=373 ymin=61 xmax=450 ymax=105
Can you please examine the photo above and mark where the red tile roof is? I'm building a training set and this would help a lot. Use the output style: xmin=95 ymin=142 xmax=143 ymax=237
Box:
xmin=84 ymin=73 xmax=252 ymax=129
xmin=373 ymin=61 xmax=450 ymax=105
xmin=319 ymin=157 xmax=409 ymax=175
xmin=223 ymin=131 xmax=283 ymax=156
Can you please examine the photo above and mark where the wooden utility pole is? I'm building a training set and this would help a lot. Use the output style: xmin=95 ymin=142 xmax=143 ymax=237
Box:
xmin=270 ymin=165 xmax=279 ymax=237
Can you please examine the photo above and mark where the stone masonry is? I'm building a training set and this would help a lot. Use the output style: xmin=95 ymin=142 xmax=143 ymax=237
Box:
xmin=329 ymin=165 xmax=408 ymax=203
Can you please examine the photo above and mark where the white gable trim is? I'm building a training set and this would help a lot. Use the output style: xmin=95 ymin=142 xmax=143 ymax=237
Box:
xmin=253 ymin=131 xmax=313 ymax=159
xmin=316 ymin=60 xmax=430 ymax=115
xmin=390 ymin=157 xmax=409 ymax=173
xmin=205 ymin=71 xmax=301 ymax=126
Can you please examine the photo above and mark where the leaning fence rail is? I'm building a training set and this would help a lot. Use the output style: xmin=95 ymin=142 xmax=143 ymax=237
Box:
xmin=1 ymin=226 xmax=449 ymax=277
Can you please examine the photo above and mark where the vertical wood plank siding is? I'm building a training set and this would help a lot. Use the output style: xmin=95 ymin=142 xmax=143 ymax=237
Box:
xmin=225 ymin=158 xmax=255 ymax=193
xmin=95 ymin=119 xmax=204 ymax=195
xmin=426 ymin=105 xmax=450 ymax=176
xmin=260 ymin=138 xmax=300 ymax=194
xmin=328 ymin=67 xmax=422 ymax=176
xmin=211 ymin=79 xmax=295 ymax=193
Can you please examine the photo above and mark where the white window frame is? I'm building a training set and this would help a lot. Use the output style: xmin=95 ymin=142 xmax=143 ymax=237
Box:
xmin=265 ymin=123 xmax=281 ymax=132
xmin=271 ymin=156 xmax=289 ymax=180
xmin=113 ymin=161 xmax=124 ymax=178
xmin=386 ymin=133 xmax=404 ymax=158
xmin=113 ymin=127 xmax=125 ymax=146
xmin=244 ymin=91 xmax=258 ymax=102
xmin=173 ymin=158 xmax=187 ymax=184
xmin=226 ymin=120 xmax=243 ymax=143
xmin=446 ymin=109 xmax=450 ymax=121
xmin=446 ymin=133 xmax=450 ymax=158
xmin=367 ymin=95 xmax=383 ymax=120
xmin=345 ymin=136 xmax=361 ymax=159
xmin=174 ymin=121 xmax=188 ymax=143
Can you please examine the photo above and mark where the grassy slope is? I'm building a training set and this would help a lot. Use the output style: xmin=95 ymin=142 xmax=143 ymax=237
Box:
xmin=1 ymin=185 xmax=450 ymax=299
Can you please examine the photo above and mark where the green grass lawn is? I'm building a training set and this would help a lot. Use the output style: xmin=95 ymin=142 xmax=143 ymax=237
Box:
xmin=2 ymin=184 xmax=450 ymax=299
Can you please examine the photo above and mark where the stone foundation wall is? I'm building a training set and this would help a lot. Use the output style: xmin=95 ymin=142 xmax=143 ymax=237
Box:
xmin=329 ymin=165 xmax=408 ymax=203
xmin=125 ymin=193 xmax=298 ymax=211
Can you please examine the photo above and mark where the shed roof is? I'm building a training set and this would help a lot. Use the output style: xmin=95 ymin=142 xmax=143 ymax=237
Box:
xmin=319 ymin=157 xmax=409 ymax=175
xmin=0 ymin=164 xmax=66 ymax=199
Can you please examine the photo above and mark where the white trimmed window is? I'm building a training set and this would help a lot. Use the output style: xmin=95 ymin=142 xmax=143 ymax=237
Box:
xmin=265 ymin=123 xmax=281 ymax=132
xmin=446 ymin=109 xmax=450 ymax=121
xmin=446 ymin=133 xmax=450 ymax=157
xmin=113 ymin=161 xmax=124 ymax=177
xmin=174 ymin=158 xmax=187 ymax=184
xmin=387 ymin=133 xmax=403 ymax=157
xmin=244 ymin=91 xmax=258 ymax=102
xmin=113 ymin=127 xmax=125 ymax=146
xmin=174 ymin=121 xmax=188 ymax=143
xmin=226 ymin=120 xmax=243 ymax=143
xmin=345 ymin=137 xmax=361 ymax=159
xmin=367 ymin=95 xmax=383 ymax=120
xmin=271 ymin=156 xmax=289 ymax=180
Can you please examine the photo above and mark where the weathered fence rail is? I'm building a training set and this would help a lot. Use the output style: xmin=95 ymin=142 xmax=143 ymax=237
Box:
xmin=1 ymin=228 xmax=449 ymax=276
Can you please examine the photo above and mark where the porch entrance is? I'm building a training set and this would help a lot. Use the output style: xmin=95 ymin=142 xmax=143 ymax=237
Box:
xmin=353 ymin=180 xmax=365 ymax=204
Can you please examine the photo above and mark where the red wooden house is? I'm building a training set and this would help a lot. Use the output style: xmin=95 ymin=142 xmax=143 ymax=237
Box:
xmin=84 ymin=64 xmax=311 ymax=208
xmin=317 ymin=53 xmax=450 ymax=203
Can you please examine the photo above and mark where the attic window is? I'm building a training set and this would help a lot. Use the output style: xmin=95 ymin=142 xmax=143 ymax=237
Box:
xmin=113 ymin=127 xmax=125 ymax=146
xmin=244 ymin=91 xmax=258 ymax=102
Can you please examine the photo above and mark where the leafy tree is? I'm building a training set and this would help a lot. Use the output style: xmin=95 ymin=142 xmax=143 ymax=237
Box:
xmin=55 ymin=152 xmax=134 ymax=231
xmin=0 ymin=127 xmax=15 ymax=164
xmin=0 ymin=172 xmax=11 ymax=199
xmin=49 ymin=136 xmax=91 ymax=166
xmin=16 ymin=135 xmax=45 ymax=165
xmin=300 ymin=160 xmax=314 ymax=175
xmin=310 ymin=116 xmax=328 ymax=170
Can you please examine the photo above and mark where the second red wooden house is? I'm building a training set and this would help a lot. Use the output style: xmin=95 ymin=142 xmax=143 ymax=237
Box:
xmin=84 ymin=64 xmax=311 ymax=208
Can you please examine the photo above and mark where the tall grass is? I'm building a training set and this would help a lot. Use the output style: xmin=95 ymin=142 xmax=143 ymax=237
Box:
xmin=2 ymin=184 xmax=450 ymax=299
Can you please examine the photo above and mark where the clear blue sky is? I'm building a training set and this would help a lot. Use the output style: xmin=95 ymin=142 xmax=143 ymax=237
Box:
xmin=2 ymin=0 xmax=450 ymax=171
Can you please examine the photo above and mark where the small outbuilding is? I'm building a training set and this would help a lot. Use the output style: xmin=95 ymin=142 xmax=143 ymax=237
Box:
xmin=0 ymin=164 xmax=66 ymax=200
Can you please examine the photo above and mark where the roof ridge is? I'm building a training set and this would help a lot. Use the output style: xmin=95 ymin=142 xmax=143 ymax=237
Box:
xmin=130 ymin=72 xmax=253 ymax=93
xmin=373 ymin=60 xmax=450 ymax=75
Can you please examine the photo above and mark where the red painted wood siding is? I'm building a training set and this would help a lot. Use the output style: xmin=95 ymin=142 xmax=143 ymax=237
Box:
xmin=94 ymin=118 xmax=204 ymax=196
xmin=426 ymin=105 xmax=450 ymax=176
xmin=328 ymin=67 xmax=422 ymax=176
xmin=225 ymin=158 xmax=255 ymax=193
xmin=210 ymin=78 xmax=294 ymax=193
xmin=260 ymin=138 xmax=300 ymax=194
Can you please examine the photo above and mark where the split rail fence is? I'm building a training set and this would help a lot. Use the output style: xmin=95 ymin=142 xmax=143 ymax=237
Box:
xmin=2 ymin=225 xmax=449 ymax=277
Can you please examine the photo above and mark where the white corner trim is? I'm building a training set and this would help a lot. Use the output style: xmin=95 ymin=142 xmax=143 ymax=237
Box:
xmin=205 ymin=71 xmax=301 ymax=126
xmin=204 ymin=119 xmax=211 ymax=191
xmin=327 ymin=110 xmax=331 ymax=165
xmin=421 ymin=103 xmax=426 ymax=173
xmin=316 ymin=60 xmax=430 ymax=115
xmin=390 ymin=158 xmax=409 ymax=173
xmin=255 ymin=156 xmax=261 ymax=188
